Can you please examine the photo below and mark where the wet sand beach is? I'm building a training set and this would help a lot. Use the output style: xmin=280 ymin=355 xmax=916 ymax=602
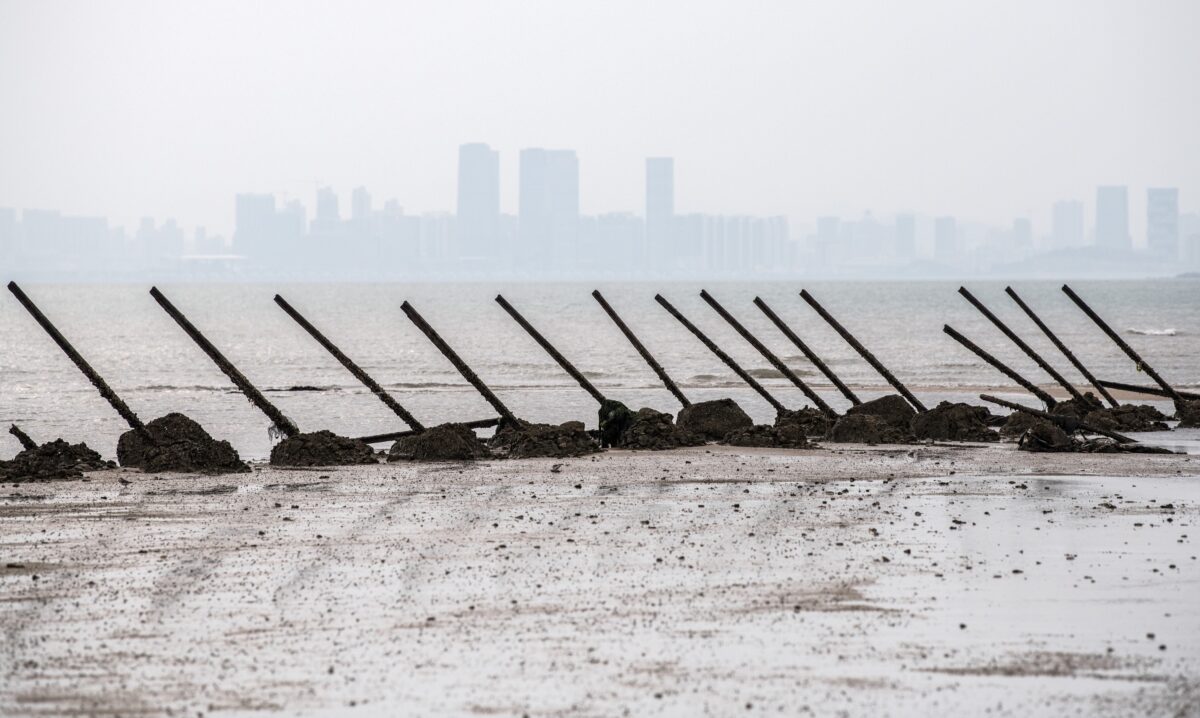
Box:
xmin=2 ymin=443 xmax=1198 ymax=716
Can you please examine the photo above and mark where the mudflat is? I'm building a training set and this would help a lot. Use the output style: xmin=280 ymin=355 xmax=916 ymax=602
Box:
xmin=1 ymin=443 xmax=1197 ymax=716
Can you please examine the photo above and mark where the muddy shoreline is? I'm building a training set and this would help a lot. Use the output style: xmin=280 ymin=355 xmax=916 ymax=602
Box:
xmin=1 ymin=443 xmax=1197 ymax=716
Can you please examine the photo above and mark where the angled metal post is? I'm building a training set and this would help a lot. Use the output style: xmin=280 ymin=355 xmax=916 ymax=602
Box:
xmin=495 ymin=294 xmax=607 ymax=405
xmin=592 ymin=289 xmax=690 ymax=407
xmin=150 ymin=286 xmax=300 ymax=438
xmin=945 ymin=324 xmax=1057 ymax=407
xmin=754 ymin=296 xmax=861 ymax=406
xmin=275 ymin=294 xmax=424 ymax=431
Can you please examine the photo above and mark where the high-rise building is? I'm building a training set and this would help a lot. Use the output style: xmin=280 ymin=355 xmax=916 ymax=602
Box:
xmin=1095 ymin=186 xmax=1129 ymax=251
xmin=518 ymin=148 xmax=579 ymax=270
xmin=1051 ymin=200 xmax=1084 ymax=249
xmin=456 ymin=143 xmax=500 ymax=260
xmin=351 ymin=186 xmax=372 ymax=221
xmin=316 ymin=187 xmax=340 ymax=222
xmin=894 ymin=213 xmax=916 ymax=258
xmin=934 ymin=216 xmax=957 ymax=262
xmin=1146 ymin=187 xmax=1179 ymax=258
xmin=645 ymin=157 xmax=674 ymax=270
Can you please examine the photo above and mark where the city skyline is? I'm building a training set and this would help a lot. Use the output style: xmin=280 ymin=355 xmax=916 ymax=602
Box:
xmin=2 ymin=142 xmax=1196 ymax=280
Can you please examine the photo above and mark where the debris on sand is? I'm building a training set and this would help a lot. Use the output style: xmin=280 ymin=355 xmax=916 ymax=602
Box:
xmin=724 ymin=423 xmax=810 ymax=449
xmin=676 ymin=398 xmax=753 ymax=441
xmin=910 ymin=401 xmax=999 ymax=442
xmin=826 ymin=414 xmax=911 ymax=444
xmin=1051 ymin=393 xmax=1169 ymax=433
xmin=118 ymin=413 xmax=248 ymax=474
xmin=1 ymin=439 xmax=114 ymax=483
xmin=775 ymin=408 xmax=834 ymax=437
xmin=1018 ymin=419 xmax=1175 ymax=454
xmin=389 ymin=423 xmax=491 ymax=462
xmin=614 ymin=408 xmax=705 ymax=450
xmin=1176 ymin=399 xmax=1200 ymax=429
xmin=270 ymin=430 xmax=376 ymax=467
xmin=845 ymin=394 xmax=916 ymax=431
xmin=489 ymin=420 xmax=601 ymax=458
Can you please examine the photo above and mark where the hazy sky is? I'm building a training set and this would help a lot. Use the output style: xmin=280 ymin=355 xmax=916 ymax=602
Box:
xmin=2 ymin=0 xmax=1197 ymax=239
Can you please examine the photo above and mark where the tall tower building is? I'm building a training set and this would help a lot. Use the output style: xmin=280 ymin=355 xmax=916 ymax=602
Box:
xmin=934 ymin=216 xmax=957 ymax=262
xmin=1051 ymin=200 xmax=1084 ymax=249
xmin=1146 ymin=187 xmax=1179 ymax=258
xmin=518 ymin=148 xmax=579 ymax=270
xmin=894 ymin=214 xmax=916 ymax=259
xmin=316 ymin=187 xmax=340 ymax=222
xmin=645 ymin=158 xmax=674 ymax=270
xmin=456 ymin=143 xmax=500 ymax=259
xmin=1095 ymin=186 xmax=1129 ymax=251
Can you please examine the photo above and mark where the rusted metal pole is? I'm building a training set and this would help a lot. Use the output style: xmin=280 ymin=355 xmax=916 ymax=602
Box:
xmin=799 ymin=289 xmax=927 ymax=412
xmin=753 ymin=296 xmax=861 ymax=406
xmin=9 ymin=424 xmax=37 ymax=452
xmin=275 ymin=294 xmax=425 ymax=431
xmin=400 ymin=300 xmax=519 ymax=425
xmin=1096 ymin=379 xmax=1200 ymax=401
xmin=944 ymin=325 xmax=1058 ymax=407
xmin=150 ymin=286 xmax=300 ymax=438
xmin=495 ymin=294 xmax=607 ymax=405
xmin=1062 ymin=284 xmax=1186 ymax=405
xmin=592 ymin=290 xmax=691 ymax=408
xmin=1005 ymin=286 xmax=1120 ymax=408
xmin=959 ymin=287 xmax=1086 ymax=403
xmin=7 ymin=281 xmax=152 ymax=440
xmin=700 ymin=290 xmax=835 ymax=417
xmin=979 ymin=394 xmax=1134 ymax=444
xmin=355 ymin=417 xmax=500 ymax=444
xmin=655 ymin=294 xmax=786 ymax=413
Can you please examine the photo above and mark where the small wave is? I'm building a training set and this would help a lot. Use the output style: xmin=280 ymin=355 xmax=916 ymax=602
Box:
xmin=1127 ymin=327 xmax=1178 ymax=336
xmin=747 ymin=368 xmax=784 ymax=380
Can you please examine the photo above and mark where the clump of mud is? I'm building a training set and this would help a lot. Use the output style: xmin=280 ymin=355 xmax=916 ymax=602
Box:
xmin=389 ymin=423 xmax=491 ymax=462
xmin=1175 ymin=399 xmax=1200 ymax=429
xmin=845 ymin=394 xmax=916 ymax=431
xmin=676 ymin=398 xmax=753 ymax=441
xmin=614 ymin=408 xmax=704 ymax=450
xmin=1052 ymin=393 xmax=1169 ymax=433
xmin=1 ymin=439 xmax=114 ymax=483
xmin=489 ymin=420 xmax=601 ymax=458
xmin=911 ymin=401 xmax=999 ymax=442
xmin=270 ymin=430 xmax=376 ymax=467
xmin=1000 ymin=410 xmax=1042 ymax=438
xmin=1018 ymin=418 xmax=1175 ymax=454
xmin=825 ymin=414 xmax=911 ymax=444
xmin=118 ymin=413 xmax=248 ymax=474
xmin=724 ymin=423 xmax=810 ymax=449
xmin=775 ymin=408 xmax=834 ymax=437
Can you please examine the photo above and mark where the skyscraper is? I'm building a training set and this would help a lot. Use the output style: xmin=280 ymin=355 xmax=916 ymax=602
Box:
xmin=316 ymin=187 xmax=340 ymax=222
xmin=894 ymin=213 xmax=916 ymax=259
xmin=456 ymin=143 xmax=500 ymax=260
xmin=934 ymin=216 xmax=957 ymax=262
xmin=645 ymin=157 xmax=674 ymax=270
xmin=1095 ymin=186 xmax=1129 ymax=251
xmin=1051 ymin=200 xmax=1084 ymax=249
xmin=518 ymin=148 xmax=579 ymax=270
xmin=1146 ymin=187 xmax=1179 ymax=258
xmin=351 ymin=186 xmax=372 ymax=221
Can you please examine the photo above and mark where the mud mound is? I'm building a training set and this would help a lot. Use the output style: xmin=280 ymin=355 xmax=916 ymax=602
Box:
xmin=615 ymin=408 xmax=705 ymax=450
xmin=1000 ymin=411 xmax=1041 ymax=438
xmin=1175 ymin=399 xmax=1200 ymax=429
xmin=910 ymin=401 xmax=999 ymax=442
xmin=1 ymin=439 xmax=114 ymax=483
xmin=845 ymin=394 xmax=916 ymax=431
xmin=775 ymin=408 xmax=834 ymax=437
xmin=118 ymin=413 xmax=248 ymax=474
xmin=676 ymin=398 xmax=752 ymax=441
xmin=389 ymin=423 xmax=491 ymax=462
xmin=489 ymin=420 xmax=601 ymax=459
xmin=270 ymin=430 xmax=376 ymax=467
xmin=724 ymin=423 xmax=810 ymax=449
xmin=826 ymin=414 xmax=911 ymax=444
xmin=1051 ymin=393 xmax=1168 ymax=433
xmin=598 ymin=399 xmax=635 ymax=448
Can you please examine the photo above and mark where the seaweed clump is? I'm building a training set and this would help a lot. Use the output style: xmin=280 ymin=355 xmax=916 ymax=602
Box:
xmin=676 ymin=398 xmax=753 ymax=441
xmin=2 ymin=439 xmax=114 ymax=483
xmin=910 ymin=401 xmax=999 ymax=442
xmin=489 ymin=420 xmax=601 ymax=458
